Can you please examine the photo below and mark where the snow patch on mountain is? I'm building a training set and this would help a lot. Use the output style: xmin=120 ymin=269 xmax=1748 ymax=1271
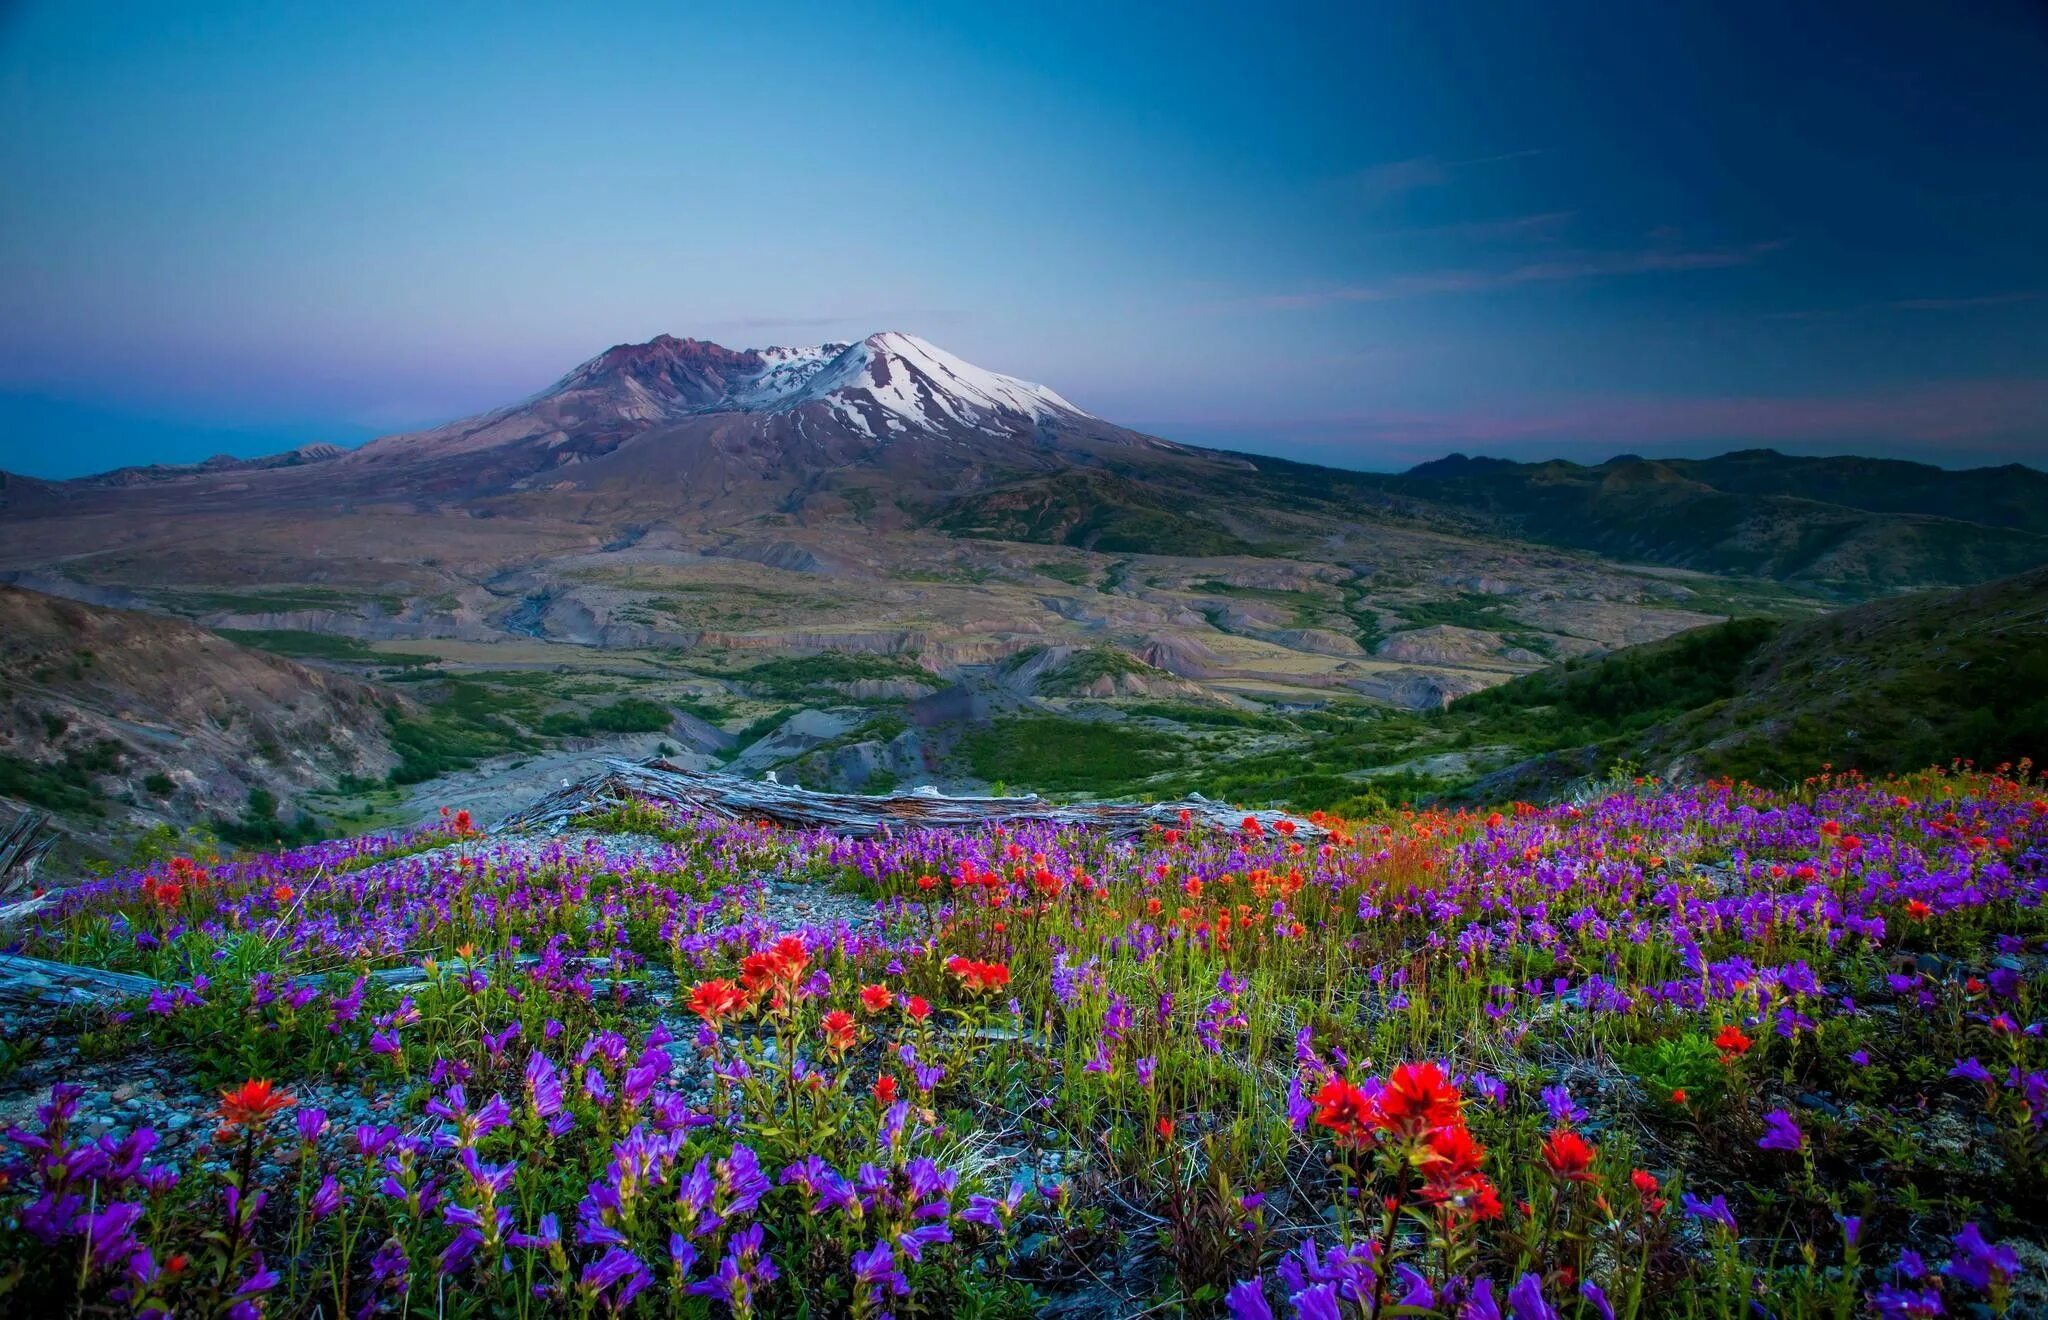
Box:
xmin=787 ymin=332 xmax=1091 ymax=434
xmin=730 ymin=343 xmax=851 ymax=408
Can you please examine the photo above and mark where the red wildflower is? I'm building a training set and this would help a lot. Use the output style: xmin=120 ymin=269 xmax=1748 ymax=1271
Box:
xmin=1377 ymin=1061 xmax=1463 ymax=1138
xmin=772 ymin=935 xmax=810 ymax=976
xmin=1312 ymin=1077 xmax=1381 ymax=1149
xmin=1157 ymin=1116 xmax=1176 ymax=1140
xmin=218 ymin=1079 xmax=296 ymax=1132
xmin=820 ymin=1009 xmax=857 ymax=1053
xmin=1905 ymin=899 xmax=1933 ymax=920
xmin=945 ymin=957 xmax=1010 ymax=994
xmin=1670 ymin=1088 xmax=1688 ymax=1105
xmin=905 ymin=995 xmax=931 ymax=1023
xmin=689 ymin=978 xmax=746 ymax=1025
xmin=1419 ymin=1123 xmax=1501 ymax=1221
xmin=1541 ymin=1128 xmax=1600 ymax=1182
xmin=1714 ymin=1025 xmax=1753 ymax=1059
xmin=858 ymin=983 xmax=894 ymax=1013
xmin=1423 ymin=1120 xmax=1486 ymax=1178
xmin=873 ymin=1074 xmax=898 ymax=1104
xmin=271 ymin=884 xmax=295 ymax=904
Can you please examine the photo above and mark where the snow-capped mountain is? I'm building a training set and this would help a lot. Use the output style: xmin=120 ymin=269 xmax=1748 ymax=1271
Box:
xmin=767 ymin=332 xmax=1091 ymax=436
xmin=347 ymin=330 xmax=1100 ymax=469
xmin=539 ymin=330 xmax=1092 ymax=429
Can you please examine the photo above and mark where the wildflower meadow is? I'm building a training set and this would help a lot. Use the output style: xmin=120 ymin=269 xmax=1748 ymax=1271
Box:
xmin=2 ymin=768 xmax=2044 ymax=1317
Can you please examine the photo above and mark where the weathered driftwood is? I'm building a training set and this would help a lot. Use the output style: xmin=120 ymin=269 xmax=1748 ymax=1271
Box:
xmin=0 ymin=953 xmax=545 ymax=1012
xmin=0 ymin=952 xmax=163 ymax=1011
xmin=491 ymin=757 xmax=1330 ymax=841
xmin=0 ymin=810 xmax=55 ymax=900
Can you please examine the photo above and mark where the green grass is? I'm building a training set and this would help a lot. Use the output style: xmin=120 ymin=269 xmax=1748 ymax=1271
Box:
xmin=1034 ymin=561 xmax=1094 ymax=587
xmin=1384 ymin=592 xmax=1525 ymax=633
xmin=929 ymin=472 xmax=1258 ymax=557
xmin=1455 ymin=616 xmax=1780 ymax=732
xmin=957 ymin=717 xmax=1180 ymax=794
xmin=736 ymin=653 xmax=930 ymax=697
xmin=216 ymin=629 xmax=436 ymax=666
xmin=211 ymin=787 xmax=326 ymax=850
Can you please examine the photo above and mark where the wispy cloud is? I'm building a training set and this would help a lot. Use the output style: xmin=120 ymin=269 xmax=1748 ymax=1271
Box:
xmin=1244 ymin=240 xmax=1782 ymax=310
xmin=1767 ymin=290 xmax=2041 ymax=320
xmin=1346 ymin=148 xmax=1547 ymax=201
xmin=1364 ymin=211 xmax=1577 ymax=243
xmin=1890 ymin=290 xmax=2042 ymax=311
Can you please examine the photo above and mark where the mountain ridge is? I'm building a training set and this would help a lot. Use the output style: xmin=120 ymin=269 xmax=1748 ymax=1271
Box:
xmin=3 ymin=330 xmax=2045 ymax=595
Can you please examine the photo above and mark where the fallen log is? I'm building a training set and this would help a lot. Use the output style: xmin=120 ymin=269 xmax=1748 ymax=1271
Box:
xmin=0 ymin=810 xmax=55 ymax=901
xmin=490 ymin=757 xmax=1330 ymax=841
xmin=0 ymin=952 xmax=163 ymax=1011
xmin=0 ymin=953 xmax=548 ymax=1012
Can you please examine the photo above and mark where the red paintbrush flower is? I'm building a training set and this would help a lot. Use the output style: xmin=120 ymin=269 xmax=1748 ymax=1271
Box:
xmin=689 ymin=978 xmax=746 ymax=1025
xmin=218 ymin=1079 xmax=296 ymax=1133
xmin=945 ymin=957 xmax=1010 ymax=994
xmin=820 ymin=1009 xmax=857 ymax=1053
xmin=1377 ymin=1061 xmax=1463 ymax=1138
xmin=858 ymin=983 xmax=894 ymax=1014
xmin=1714 ymin=1025 xmax=1753 ymax=1059
xmin=1541 ymin=1127 xmax=1600 ymax=1182
xmin=1312 ymin=1077 xmax=1381 ymax=1149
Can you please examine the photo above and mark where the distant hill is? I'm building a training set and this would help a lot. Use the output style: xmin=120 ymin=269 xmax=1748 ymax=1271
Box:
xmin=1455 ymin=564 xmax=2048 ymax=795
xmin=1386 ymin=449 xmax=2048 ymax=591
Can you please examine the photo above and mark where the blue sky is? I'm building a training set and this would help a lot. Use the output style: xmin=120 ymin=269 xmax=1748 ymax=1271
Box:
xmin=2 ymin=0 xmax=2045 ymax=477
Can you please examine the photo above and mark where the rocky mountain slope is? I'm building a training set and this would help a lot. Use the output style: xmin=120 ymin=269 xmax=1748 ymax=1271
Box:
xmin=0 ymin=586 xmax=400 ymax=848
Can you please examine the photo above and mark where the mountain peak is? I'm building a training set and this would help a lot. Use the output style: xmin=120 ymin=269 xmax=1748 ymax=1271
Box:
xmin=787 ymin=331 xmax=1091 ymax=434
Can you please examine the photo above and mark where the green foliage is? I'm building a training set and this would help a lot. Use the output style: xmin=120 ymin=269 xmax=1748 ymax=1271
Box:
xmin=538 ymin=697 xmax=674 ymax=738
xmin=383 ymin=679 xmax=542 ymax=785
xmin=930 ymin=471 xmax=1256 ymax=557
xmin=142 ymin=771 xmax=175 ymax=795
xmin=1459 ymin=617 xmax=1780 ymax=731
xmin=1621 ymin=1033 xmax=1729 ymax=1113
xmin=1034 ymin=561 xmax=1093 ymax=586
xmin=737 ymin=652 xmax=929 ymax=696
xmin=1039 ymin=646 xmax=1163 ymax=695
xmin=0 ymin=739 xmax=122 ymax=816
xmin=729 ymin=708 xmax=797 ymax=752
xmin=958 ymin=717 xmax=1179 ymax=794
xmin=1387 ymin=591 xmax=1524 ymax=632
xmin=212 ymin=785 xmax=325 ymax=849
xmin=216 ymin=629 xmax=435 ymax=666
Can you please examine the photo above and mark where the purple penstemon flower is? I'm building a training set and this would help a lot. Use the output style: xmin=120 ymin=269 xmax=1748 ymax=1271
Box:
xmin=1757 ymin=1109 xmax=1806 ymax=1153
xmin=1541 ymin=1082 xmax=1587 ymax=1126
xmin=1682 ymin=1192 xmax=1738 ymax=1233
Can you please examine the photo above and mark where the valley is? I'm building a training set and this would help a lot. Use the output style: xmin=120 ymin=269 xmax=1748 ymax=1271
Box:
xmin=2 ymin=331 xmax=2040 ymax=861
